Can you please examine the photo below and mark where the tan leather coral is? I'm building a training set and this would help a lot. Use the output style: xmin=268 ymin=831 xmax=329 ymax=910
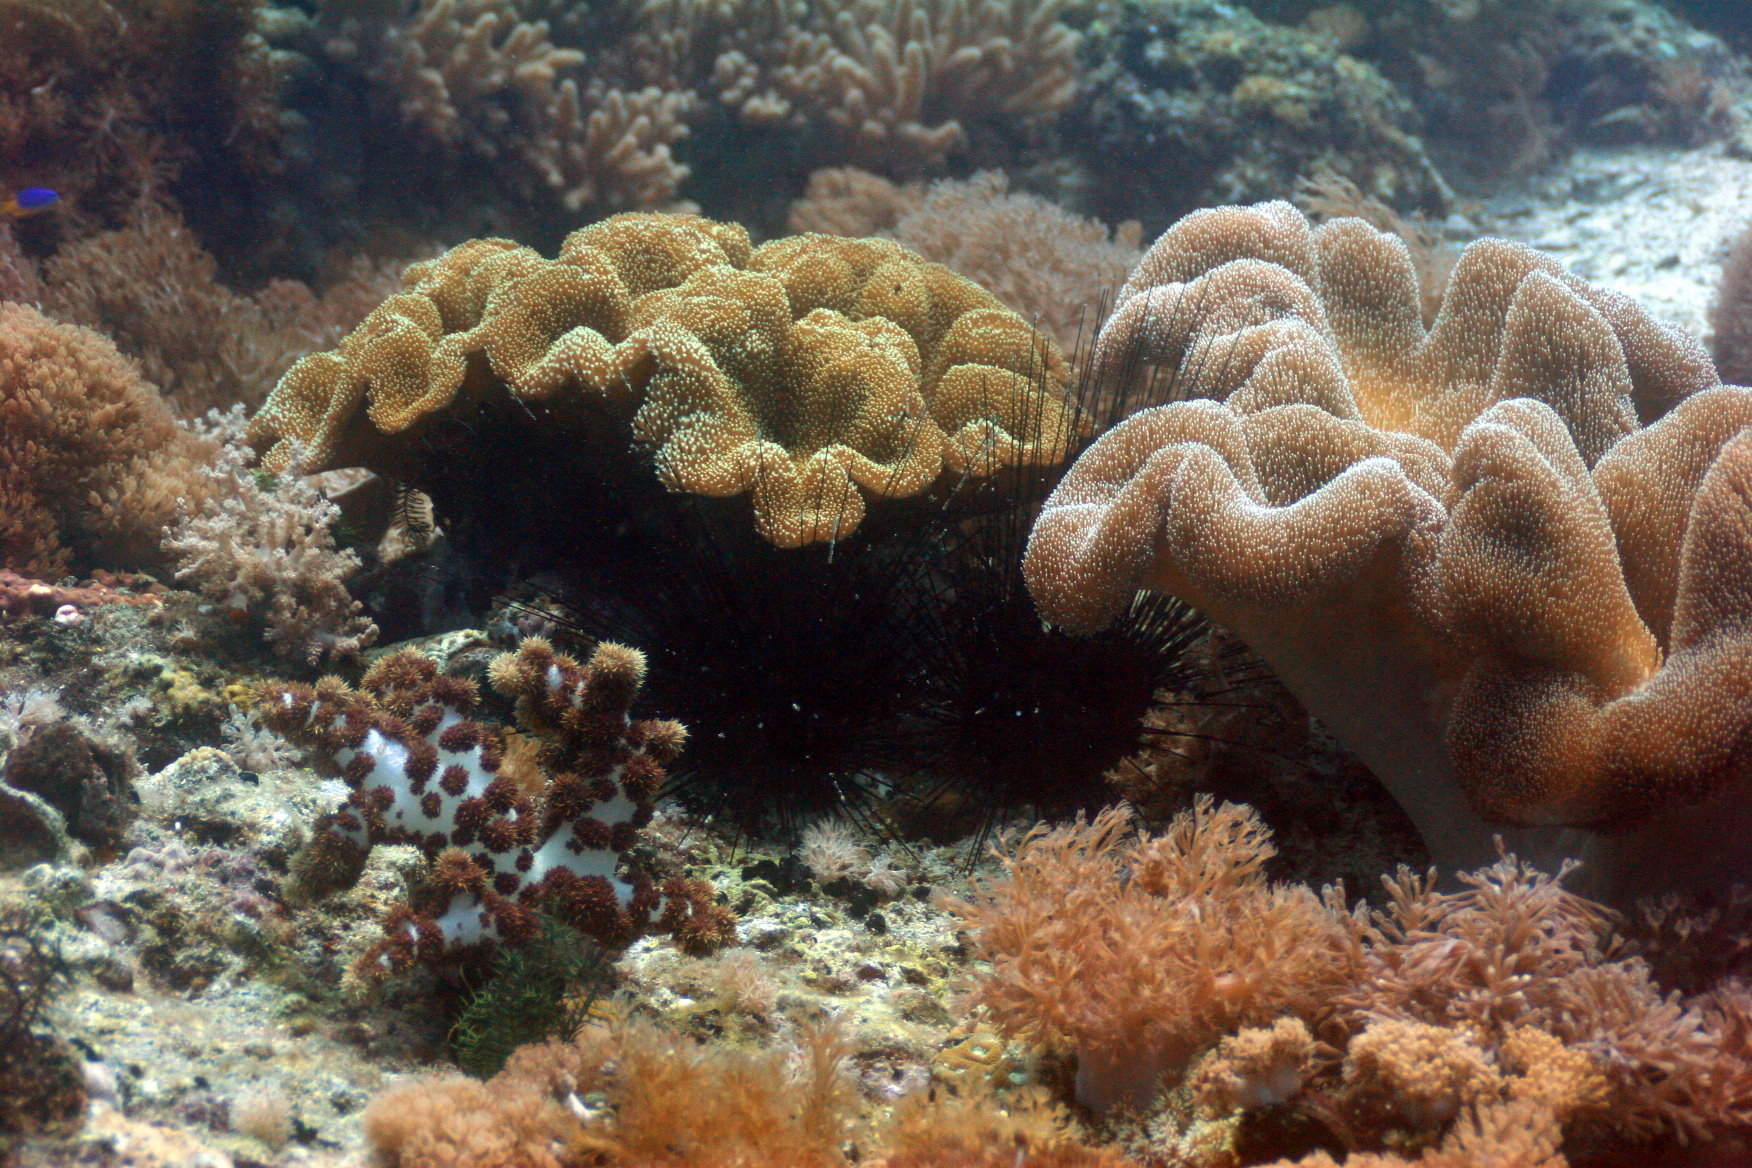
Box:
xmin=250 ymin=213 xmax=1071 ymax=547
xmin=1025 ymin=201 xmax=1747 ymax=891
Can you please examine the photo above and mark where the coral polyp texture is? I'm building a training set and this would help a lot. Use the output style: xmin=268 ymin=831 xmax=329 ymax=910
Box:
xmin=248 ymin=212 xmax=1073 ymax=548
xmin=1024 ymin=200 xmax=1749 ymax=894
xmin=257 ymin=637 xmax=731 ymax=978
xmin=0 ymin=302 xmax=217 ymax=578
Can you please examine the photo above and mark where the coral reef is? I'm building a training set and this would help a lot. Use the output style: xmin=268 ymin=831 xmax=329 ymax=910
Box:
xmin=1240 ymin=0 xmax=1742 ymax=174
xmin=0 ymin=906 xmax=84 ymax=1142
xmin=1024 ymin=200 xmax=1744 ymax=895
xmin=0 ymin=570 xmax=165 ymax=622
xmin=1 ymin=718 xmax=135 ymax=857
xmin=366 ymin=1013 xmax=860 ymax=1168
xmin=1712 ymin=218 xmax=1752 ymax=388
xmin=946 ymin=799 xmax=1357 ymax=1112
xmin=163 ymin=441 xmax=379 ymax=665
xmin=312 ymin=0 xmax=695 ymax=214
xmin=0 ymin=302 xmax=217 ymax=578
xmin=249 ymin=211 xmax=1074 ymax=548
xmin=1070 ymin=0 xmax=1451 ymax=234
xmin=257 ymin=637 xmax=732 ymax=980
xmin=790 ymin=169 xmax=1142 ymax=355
xmin=786 ymin=165 xmax=928 ymax=237
xmin=951 ymin=795 xmax=1752 ymax=1159
xmin=38 ymin=207 xmax=405 ymax=415
xmin=687 ymin=0 xmax=1082 ymax=172
xmin=0 ymin=0 xmax=292 ymax=236
xmin=367 ymin=1009 xmax=1134 ymax=1168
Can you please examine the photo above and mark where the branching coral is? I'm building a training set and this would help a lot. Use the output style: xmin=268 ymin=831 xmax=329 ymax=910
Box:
xmin=0 ymin=302 xmax=216 ymax=577
xmin=257 ymin=637 xmax=731 ymax=981
xmin=162 ymin=443 xmax=379 ymax=664
xmin=632 ymin=0 xmax=1081 ymax=173
xmin=248 ymin=211 xmax=1072 ymax=548
xmin=945 ymin=798 xmax=1359 ymax=1112
xmin=319 ymin=0 xmax=693 ymax=214
xmin=747 ymin=0 xmax=1081 ymax=169
xmin=1023 ymin=200 xmax=1747 ymax=894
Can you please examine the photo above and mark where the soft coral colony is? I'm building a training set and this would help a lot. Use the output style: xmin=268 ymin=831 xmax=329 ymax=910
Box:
xmin=3 ymin=0 xmax=1752 ymax=1163
xmin=1026 ymin=200 xmax=1752 ymax=899
xmin=257 ymin=636 xmax=732 ymax=980
xmin=238 ymin=199 xmax=1752 ymax=1166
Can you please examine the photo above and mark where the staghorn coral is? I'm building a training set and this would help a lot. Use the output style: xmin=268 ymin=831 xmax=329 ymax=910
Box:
xmin=257 ymin=637 xmax=731 ymax=981
xmin=0 ymin=302 xmax=216 ymax=577
xmin=1023 ymin=200 xmax=1748 ymax=895
xmin=248 ymin=211 xmax=1073 ymax=548
xmin=162 ymin=442 xmax=379 ymax=664
xmin=945 ymin=798 xmax=1359 ymax=1112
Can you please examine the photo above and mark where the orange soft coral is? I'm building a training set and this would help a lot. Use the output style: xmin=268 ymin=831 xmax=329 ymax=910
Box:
xmin=0 ymin=302 xmax=215 ymax=576
xmin=945 ymin=798 xmax=1359 ymax=1112
xmin=367 ymin=1015 xmax=858 ymax=1168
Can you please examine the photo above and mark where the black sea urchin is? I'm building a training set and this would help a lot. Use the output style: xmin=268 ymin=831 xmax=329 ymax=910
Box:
xmin=367 ymin=314 xmax=1278 ymax=843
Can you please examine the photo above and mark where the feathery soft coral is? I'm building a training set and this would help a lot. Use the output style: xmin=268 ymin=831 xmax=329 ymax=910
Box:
xmin=0 ymin=302 xmax=215 ymax=577
xmin=946 ymin=798 xmax=1360 ymax=1112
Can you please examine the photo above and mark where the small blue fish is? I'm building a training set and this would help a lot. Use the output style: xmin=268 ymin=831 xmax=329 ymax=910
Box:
xmin=1 ymin=187 xmax=59 ymax=219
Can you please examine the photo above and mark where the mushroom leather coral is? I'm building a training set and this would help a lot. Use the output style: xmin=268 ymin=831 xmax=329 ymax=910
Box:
xmin=248 ymin=213 xmax=1072 ymax=548
xmin=1024 ymin=200 xmax=1749 ymax=895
